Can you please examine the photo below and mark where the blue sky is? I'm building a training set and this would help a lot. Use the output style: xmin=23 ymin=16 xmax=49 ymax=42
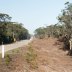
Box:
xmin=0 ymin=0 xmax=72 ymax=34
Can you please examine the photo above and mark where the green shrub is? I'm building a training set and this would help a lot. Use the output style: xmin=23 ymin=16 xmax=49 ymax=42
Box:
xmin=5 ymin=54 xmax=12 ymax=65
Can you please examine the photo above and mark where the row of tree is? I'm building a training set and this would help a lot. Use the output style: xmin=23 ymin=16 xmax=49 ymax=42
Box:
xmin=0 ymin=13 xmax=30 ymax=44
xmin=34 ymin=24 xmax=64 ymax=39
xmin=34 ymin=2 xmax=72 ymax=55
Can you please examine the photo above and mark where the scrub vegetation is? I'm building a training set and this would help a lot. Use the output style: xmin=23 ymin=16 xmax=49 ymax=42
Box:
xmin=35 ymin=2 xmax=72 ymax=55
xmin=0 ymin=13 xmax=30 ymax=44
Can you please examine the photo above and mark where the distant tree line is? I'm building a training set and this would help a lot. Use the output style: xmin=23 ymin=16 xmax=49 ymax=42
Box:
xmin=0 ymin=13 xmax=30 ymax=44
xmin=34 ymin=24 xmax=64 ymax=39
xmin=34 ymin=2 xmax=72 ymax=55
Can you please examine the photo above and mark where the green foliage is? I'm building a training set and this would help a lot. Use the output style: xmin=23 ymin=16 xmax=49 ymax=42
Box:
xmin=58 ymin=2 xmax=72 ymax=38
xmin=57 ymin=2 xmax=72 ymax=51
xmin=0 ymin=13 xmax=30 ymax=44
xmin=34 ymin=24 xmax=64 ymax=39
xmin=34 ymin=27 xmax=46 ymax=39
xmin=5 ymin=54 xmax=11 ymax=66
xmin=34 ymin=2 xmax=72 ymax=53
xmin=0 ymin=13 xmax=11 ymax=22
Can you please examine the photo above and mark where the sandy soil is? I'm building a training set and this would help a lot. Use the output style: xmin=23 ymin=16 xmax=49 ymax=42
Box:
xmin=0 ymin=37 xmax=33 ymax=53
xmin=0 ymin=37 xmax=72 ymax=72
xmin=30 ymin=37 xmax=72 ymax=72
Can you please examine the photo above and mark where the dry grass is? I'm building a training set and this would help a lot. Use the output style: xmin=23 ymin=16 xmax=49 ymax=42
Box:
xmin=0 ymin=37 xmax=72 ymax=72
xmin=25 ymin=45 xmax=38 ymax=69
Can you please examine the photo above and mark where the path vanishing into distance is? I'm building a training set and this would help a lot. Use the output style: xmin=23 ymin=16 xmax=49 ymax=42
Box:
xmin=0 ymin=37 xmax=33 ymax=53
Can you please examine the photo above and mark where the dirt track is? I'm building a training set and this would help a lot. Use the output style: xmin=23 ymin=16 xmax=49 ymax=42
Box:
xmin=0 ymin=37 xmax=33 ymax=53
xmin=31 ymin=37 xmax=72 ymax=72
xmin=0 ymin=37 xmax=72 ymax=72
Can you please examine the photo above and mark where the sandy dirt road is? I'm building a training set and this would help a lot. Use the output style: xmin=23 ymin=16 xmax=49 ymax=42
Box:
xmin=0 ymin=37 xmax=33 ymax=53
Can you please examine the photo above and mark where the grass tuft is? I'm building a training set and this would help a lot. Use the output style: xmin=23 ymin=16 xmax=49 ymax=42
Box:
xmin=25 ymin=45 xmax=38 ymax=69
xmin=5 ymin=54 xmax=12 ymax=66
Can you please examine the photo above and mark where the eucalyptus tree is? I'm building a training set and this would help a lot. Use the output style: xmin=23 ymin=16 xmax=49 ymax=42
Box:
xmin=34 ymin=27 xmax=46 ymax=39
xmin=57 ymin=2 xmax=72 ymax=51
xmin=58 ymin=2 xmax=72 ymax=39
xmin=0 ymin=13 xmax=30 ymax=44
xmin=0 ymin=13 xmax=12 ymax=44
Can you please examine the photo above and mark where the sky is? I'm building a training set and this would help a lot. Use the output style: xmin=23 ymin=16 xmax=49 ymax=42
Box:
xmin=0 ymin=0 xmax=72 ymax=34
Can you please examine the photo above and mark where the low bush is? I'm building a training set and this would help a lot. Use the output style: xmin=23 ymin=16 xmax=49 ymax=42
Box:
xmin=5 ymin=54 xmax=12 ymax=65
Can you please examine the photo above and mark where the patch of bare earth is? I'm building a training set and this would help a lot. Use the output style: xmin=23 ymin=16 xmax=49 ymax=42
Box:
xmin=30 ymin=37 xmax=72 ymax=72
xmin=0 ymin=37 xmax=72 ymax=72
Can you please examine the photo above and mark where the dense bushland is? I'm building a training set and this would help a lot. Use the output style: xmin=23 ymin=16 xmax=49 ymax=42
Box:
xmin=34 ymin=2 xmax=72 ymax=55
xmin=0 ymin=13 xmax=30 ymax=44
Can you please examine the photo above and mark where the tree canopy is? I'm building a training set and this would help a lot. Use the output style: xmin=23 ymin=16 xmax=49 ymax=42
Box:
xmin=35 ymin=2 xmax=72 ymax=39
xmin=34 ymin=2 xmax=72 ymax=53
xmin=0 ymin=13 xmax=30 ymax=44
